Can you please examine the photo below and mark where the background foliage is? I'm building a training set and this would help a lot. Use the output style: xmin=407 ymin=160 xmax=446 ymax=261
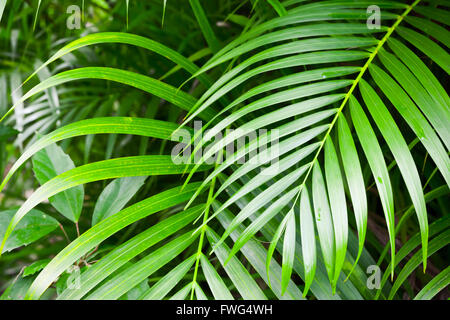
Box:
xmin=0 ymin=0 xmax=448 ymax=300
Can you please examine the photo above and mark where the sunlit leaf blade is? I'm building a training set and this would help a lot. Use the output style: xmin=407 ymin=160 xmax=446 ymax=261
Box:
xmin=387 ymin=38 xmax=450 ymax=114
xmin=183 ymin=49 xmax=368 ymax=124
xmin=266 ymin=210 xmax=290 ymax=288
xmin=214 ymin=202 xmax=304 ymax=300
xmin=312 ymin=162 xmax=335 ymax=291
xmin=58 ymin=205 xmax=204 ymax=300
xmin=7 ymin=67 xmax=195 ymax=115
xmin=375 ymin=215 xmax=450 ymax=300
xmin=204 ymin=66 xmax=359 ymax=126
xmin=349 ymin=95 xmax=395 ymax=278
xmin=210 ymin=143 xmax=320 ymax=221
xmin=0 ymin=156 xmax=210 ymax=255
xmin=170 ymin=283 xmax=192 ymax=300
xmin=23 ymin=32 xmax=212 ymax=87
xmin=227 ymin=187 xmax=300 ymax=264
xmin=140 ymin=255 xmax=196 ymax=300
xmin=0 ymin=117 xmax=185 ymax=192
xmin=208 ymin=165 xmax=309 ymax=252
xmin=281 ymin=210 xmax=296 ymax=295
xmin=0 ymin=0 xmax=6 ymax=23
xmin=2 ymin=67 xmax=215 ymax=123
xmin=189 ymin=0 xmax=221 ymax=53
xmin=220 ymin=159 xmax=365 ymax=300
xmin=125 ymin=0 xmax=129 ymax=28
xmin=388 ymin=230 xmax=450 ymax=300
xmin=396 ymin=27 xmax=450 ymax=74
xmin=161 ymin=0 xmax=167 ymax=27
xmin=213 ymin=130 xmax=325 ymax=202
xmin=23 ymin=259 xmax=51 ymax=278
xmin=405 ymin=16 xmax=450 ymax=48
xmin=33 ymin=0 xmax=42 ymax=31
xmin=196 ymin=9 xmax=396 ymax=78
xmin=188 ymin=80 xmax=351 ymax=162
xmin=337 ymin=115 xmax=366 ymax=277
xmin=268 ymin=0 xmax=288 ymax=16
xmin=185 ymin=111 xmax=335 ymax=208
xmin=200 ymin=254 xmax=234 ymax=300
xmin=86 ymin=232 xmax=198 ymax=300
xmin=206 ymin=227 xmax=267 ymax=300
xmin=324 ymin=136 xmax=347 ymax=289
xmin=194 ymin=283 xmax=208 ymax=300
xmin=371 ymin=52 xmax=450 ymax=182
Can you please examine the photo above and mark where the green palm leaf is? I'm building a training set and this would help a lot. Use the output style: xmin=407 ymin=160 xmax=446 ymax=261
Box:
xmin=1 ymin=0 xmax=448 ymax=301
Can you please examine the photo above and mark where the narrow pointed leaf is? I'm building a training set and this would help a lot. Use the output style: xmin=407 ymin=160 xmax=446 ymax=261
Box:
xmin=0 ymin=209 xmax=58 ymax=253
xmin=360 ymin=79 xmax=428 ymax=270
xmin=0 ymin=117 xmax=186 ymax=192
xmin=86 ymin=232 xmax=198 ymax=300
xmin=281 ymin=210 xmax=296 ymax=295
xmin=349 ymin=95 xmax=395 ymax=277
xmin=200 ymin=254 xmax=234 ymax=300
xmin=140 ymin=255 xmax=196 ymax=300
xmin=32 ymin=143 xmax=84 ymax=223
xmin=58 ymin=205 xmax=203 ymax=300
xmin=414 ymin=266 xmax=450 ymax=300
xmin=337 ymin=114 xmax=367 ymax=276
xmin=324 ymin=136 xmax=347 ymax=288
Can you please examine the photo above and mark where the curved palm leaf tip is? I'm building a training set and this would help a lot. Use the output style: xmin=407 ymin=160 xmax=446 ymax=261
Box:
xmin=180 ymin=0 xmax=448 ymax=293
xmin=0 ymin=0 xmax=448 ymax=300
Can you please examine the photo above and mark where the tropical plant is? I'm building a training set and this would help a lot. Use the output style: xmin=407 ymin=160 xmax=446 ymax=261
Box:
xmin=0 ymin=0 xmax=448 ymax=300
